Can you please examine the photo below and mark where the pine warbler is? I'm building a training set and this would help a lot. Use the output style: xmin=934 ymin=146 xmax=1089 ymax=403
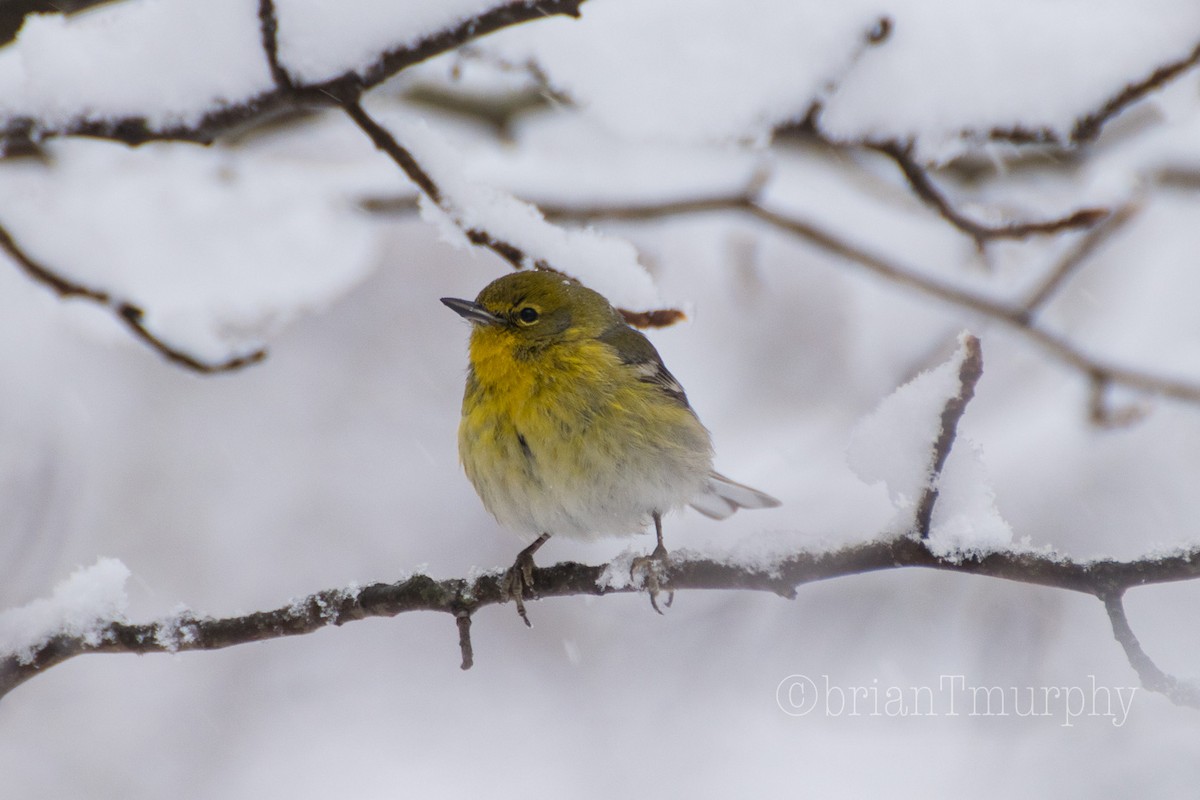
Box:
xmin=442 ymin=269 xmax=779 ymax=622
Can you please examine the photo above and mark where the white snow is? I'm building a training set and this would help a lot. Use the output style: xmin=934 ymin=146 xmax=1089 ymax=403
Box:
xmin=275 ymin=0 xmax=515 ymax=85
xmin=846 ymin=333 xmax=1012 ymax=553
xmin=0 ymin=558 xmax=129 ymax=663
xmin=846 ymin=338 xmax=968 ymax=517
xmin=486 ymin=0 xmax=883 ymax=144
xmin=926 ymin=437 xmax=1013 ymax=560
xmin=0 ymin=0 xmax=271 ymax=132
xmin=821 ymin=0 xmax=1200 ymax=162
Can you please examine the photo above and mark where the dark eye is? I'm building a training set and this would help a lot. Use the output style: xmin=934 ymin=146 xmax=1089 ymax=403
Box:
xmin=517 ymin=307 xmax=540 ymax=324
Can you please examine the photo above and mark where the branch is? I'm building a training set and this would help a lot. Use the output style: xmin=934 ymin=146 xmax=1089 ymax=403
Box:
xmin=984 ymin=40 xmax=1200 ymax=148
xmin=913 ymin=334 xmax=983 ymax=538
xmin=1020 ymin=202 xmax=1139 ymax=314
xmin=5 ymin=537 xmax=1200 ymax=702
xmin=528 ymin=193 xmax=1200 ymax=410
xmin=0 ymin=218 xmax=265 ymax=373
xmin=868 ymin=139 xmax=1110 ymax=248
xmin=1102 ymin=591 xmax=1200 ymax=708
xmin=0 ymin=0 xmax=588 ymax=151
xmin=0 ymin=0 xmax=594 ymax=371
xmin=1070 ymin=41 xmax=1200 ymax=145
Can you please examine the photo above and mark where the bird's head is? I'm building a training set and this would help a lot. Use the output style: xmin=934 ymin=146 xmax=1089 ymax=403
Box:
xmin=441 ymin=269 xmax=620 ymax=350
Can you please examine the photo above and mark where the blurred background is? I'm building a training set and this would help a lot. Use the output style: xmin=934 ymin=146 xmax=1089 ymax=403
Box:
xmin=1 ymin=1 xmax=1199 ymax=796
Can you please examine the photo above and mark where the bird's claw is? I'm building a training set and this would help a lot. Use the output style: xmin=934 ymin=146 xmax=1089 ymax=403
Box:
xmin=631 ymin=543 xmax=674 ymax=614
xmin=502 ymin=550 xmax=538 ymax=627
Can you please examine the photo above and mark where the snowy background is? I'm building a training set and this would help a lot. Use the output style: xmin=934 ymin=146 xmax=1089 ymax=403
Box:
xmin=2 ymin=0 xmax=1200 ymax=796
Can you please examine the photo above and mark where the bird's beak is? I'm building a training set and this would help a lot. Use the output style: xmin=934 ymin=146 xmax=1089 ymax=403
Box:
xmin=441 ymin=297 xmax=503 ymax=326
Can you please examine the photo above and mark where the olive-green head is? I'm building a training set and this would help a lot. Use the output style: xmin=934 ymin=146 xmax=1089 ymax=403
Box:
xmin=441 ymin=269 xmax=622 ymax=344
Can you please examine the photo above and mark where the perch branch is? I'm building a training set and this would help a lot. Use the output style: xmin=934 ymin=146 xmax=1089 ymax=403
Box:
xmin=4 ymin=537 xmax=1199 ymax=702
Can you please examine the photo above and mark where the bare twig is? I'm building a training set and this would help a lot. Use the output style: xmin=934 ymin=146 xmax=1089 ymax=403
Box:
xmin=868 ymin=139 xmax=1110 ymax=248
xmin=1102 ymin=591 xmax=1200 ymax=708
xmin=5 ymin=537 xmax=1200 ymax=701
xmin=914 ymin=335 xmax=983 ymax=538
xmin=1022 ymin=202 xmax=1139 ymax=314
xmin=455 ymin=612 xmax=474 ymax=670
xmin=257 ymin=0 xmax=293 ymax=91
xmin=0 ymin=219 xmax=265 ymax=373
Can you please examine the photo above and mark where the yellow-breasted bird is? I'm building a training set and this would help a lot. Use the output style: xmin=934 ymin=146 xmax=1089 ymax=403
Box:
xmin=442 ymin=269 xmax=779 ymax=623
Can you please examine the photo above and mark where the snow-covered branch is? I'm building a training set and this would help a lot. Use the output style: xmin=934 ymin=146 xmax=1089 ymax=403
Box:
xmin=0 ymin=0 xmax=588 ymax=152
xmin=4 ymin=535 xmax=1199 ymax=704
xmin=339 ymin=96 xmax=684 ymax=327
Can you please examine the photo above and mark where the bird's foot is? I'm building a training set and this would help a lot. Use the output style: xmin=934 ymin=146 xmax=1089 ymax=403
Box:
xmin=631 ymin=542 xmax=674 ymax=614
xmin=502 ymin=549 xmax=539 ymax=628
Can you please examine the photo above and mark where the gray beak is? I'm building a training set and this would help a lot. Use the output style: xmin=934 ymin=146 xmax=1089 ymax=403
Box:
xmin=441 ymin=297 xmax=503 ymax=326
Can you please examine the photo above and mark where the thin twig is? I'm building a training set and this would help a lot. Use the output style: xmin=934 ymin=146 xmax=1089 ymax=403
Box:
xmin=1022 ymin=202 xmax=1139 ymax=314
xmin=869 ymin=139 xmax=1110 ymax=248
xmin=1102 ymin=591 xmax=1200 ymax=708
xmin=0 ymin=219 xmax=265 ymax=373
xmin=914 ymin=335 xmax=983 ymax=538
xmin=455 ymin=612 xmax=474 ymax=670
xmin=257 ymin=0 xmax=293 ymax=91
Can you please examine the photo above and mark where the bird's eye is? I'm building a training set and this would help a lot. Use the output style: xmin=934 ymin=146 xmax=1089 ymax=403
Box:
xmin=517 ymin=307 xmax=540 ymax=324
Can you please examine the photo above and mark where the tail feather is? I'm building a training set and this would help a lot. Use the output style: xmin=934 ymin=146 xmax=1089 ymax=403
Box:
xmin=689 ymin=471 xmax=781 ymax=520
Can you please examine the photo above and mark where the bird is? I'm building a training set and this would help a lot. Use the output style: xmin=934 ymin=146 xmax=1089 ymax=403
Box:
xmin=441 ymin=268 xmax=779 ymax=623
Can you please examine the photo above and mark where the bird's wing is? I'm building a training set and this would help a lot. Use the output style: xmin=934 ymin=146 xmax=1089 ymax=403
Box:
xmin=598 ymin=322 xmax=690 ymax=407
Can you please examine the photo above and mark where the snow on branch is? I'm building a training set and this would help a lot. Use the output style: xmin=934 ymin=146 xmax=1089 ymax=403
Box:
xmin=337 ymin=96 xmax=683 ymax=325
xmin=4 ymin=530 xmax=1199 ymax=704
xmin=992 ymin=39 xmax=1200 ymax=148
xmin=0 ymin=0 xmax=588 ymax=152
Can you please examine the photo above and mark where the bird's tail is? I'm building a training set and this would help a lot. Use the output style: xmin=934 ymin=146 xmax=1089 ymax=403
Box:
xmin=689 ymin=471 xmax=781 ymax=520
